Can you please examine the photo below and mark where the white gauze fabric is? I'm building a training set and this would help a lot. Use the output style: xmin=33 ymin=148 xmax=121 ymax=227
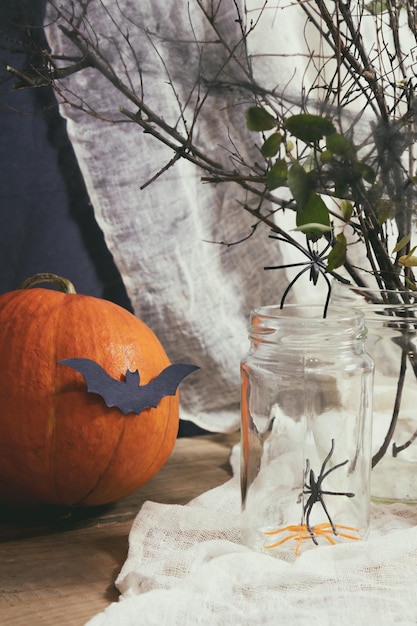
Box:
xmin=85 ymin=445 xmax=417 ymax=625
xmin=43 ymin=1 xmax=411 ymax=430
xmin=43 ymin=0 xmax=300 ymax=433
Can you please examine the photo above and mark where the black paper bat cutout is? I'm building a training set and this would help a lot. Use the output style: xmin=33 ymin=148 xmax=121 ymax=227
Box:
xmin=59 ymin=358 xmax=199 ymax=416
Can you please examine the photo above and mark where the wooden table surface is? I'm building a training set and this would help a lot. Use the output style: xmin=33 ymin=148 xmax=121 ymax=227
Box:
xmin=0 ymin=433 xmax=238 ymax=626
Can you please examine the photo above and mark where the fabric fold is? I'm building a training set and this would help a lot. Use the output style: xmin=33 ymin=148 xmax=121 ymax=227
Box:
xmin=86 ymin=469 xmax=417 ymax=626
xmin=43 ymin=0 xmax=293 ymax=432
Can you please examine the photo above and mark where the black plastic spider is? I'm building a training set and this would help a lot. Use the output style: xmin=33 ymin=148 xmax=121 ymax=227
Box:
xmin=302 ymin=438 xmax=355 ymax=543
xmin=264 ymin=234 xmax=333 ymax=316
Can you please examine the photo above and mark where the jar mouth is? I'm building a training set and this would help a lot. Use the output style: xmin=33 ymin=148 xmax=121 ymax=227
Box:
xmin=249 ymin=304 xmax=366 ymax=345
xmin=251 ymin=303 xmax=363 ymax=324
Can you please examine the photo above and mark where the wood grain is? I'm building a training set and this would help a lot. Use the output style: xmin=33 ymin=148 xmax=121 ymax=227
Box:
xmin=0 ymin=433 xmax=238 ymax=625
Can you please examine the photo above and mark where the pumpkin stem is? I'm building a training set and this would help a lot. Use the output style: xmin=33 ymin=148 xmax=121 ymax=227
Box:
xmin=18 ymin=273 xmax=77 ymax=294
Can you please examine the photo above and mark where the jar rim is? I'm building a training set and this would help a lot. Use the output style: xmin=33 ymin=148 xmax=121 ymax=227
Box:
xmin=251 ymin=303 xmax=364 ymax=323
xmin=248 ymin=304 xmax=366 ymax=346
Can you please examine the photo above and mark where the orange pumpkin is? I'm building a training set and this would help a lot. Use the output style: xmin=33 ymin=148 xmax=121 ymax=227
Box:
xmin=0 ymin=274 xmax=180 ymax=506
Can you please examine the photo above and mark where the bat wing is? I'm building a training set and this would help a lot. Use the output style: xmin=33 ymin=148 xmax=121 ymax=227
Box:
xmin=133 ymin=363 xmax=200 ymax=413
xmin=59 ymin=357 xmax=138 ymax=415
xmin=59 ymin=359 xmax=199 ymax=416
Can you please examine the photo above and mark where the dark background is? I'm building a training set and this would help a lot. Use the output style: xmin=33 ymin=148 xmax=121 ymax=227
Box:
xmin=0 ymin=0 xmax=132 ymax=306
xmin=0 ymin=0 xmax=205 ymax=436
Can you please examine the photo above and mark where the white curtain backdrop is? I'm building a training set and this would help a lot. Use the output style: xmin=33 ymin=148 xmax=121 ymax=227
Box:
xmin=43 ymin=0 xmax=313 ymax=433
xmin=43 ymin=1 xmax=411 ymax=432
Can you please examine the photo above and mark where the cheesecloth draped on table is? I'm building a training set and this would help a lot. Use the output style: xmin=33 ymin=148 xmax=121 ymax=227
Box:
xmin=85 ymin=449 xmax=417 ymax=626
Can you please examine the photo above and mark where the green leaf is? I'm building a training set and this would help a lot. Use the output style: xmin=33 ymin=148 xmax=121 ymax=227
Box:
xmin=293 ymin=223 xmax=332 ymax=235
xmin=399 ymin=254 xmax=417 ymax=267
xmin=320 ymin=149 xmax=333 ymax=164
xmin=326 ymin=133 xmax=354 ymax=158
xmin=288 ymin=163 xmax=314 ymax=208
xmin=334 ymin=182 xmax=349 ymax=198
xmin=246 ymin=107 xmax=276 ymax=131
xmin=354 ymin=161 xmax=376 ymax=184
xmin=296 ymin=192 xmax=330 ymax=241
xmin=365 ymin=1 xmax=388 ymax=15
xmin=261 ymin=132 xmax=283 ymax=158
xmin=284 ymin=114 xmax=336 ymax=143
xmin=302 ymin=151 xmax=318 ymax=173
xmin=266 ymin=159 xmax=288 ymax=190
xmin=392 ymin=234 xmax=411 ymax=254
xmin=399 ymin=246 xmax=417 ymax=267
xmin=326 ymin=232 xmax=347 ymax=272
xmin=375 ymin=199 xmax=397 ymax=225
xmin=332 ymin=166 xmax=353 ymax=198
xmin=340 ymin=200 xmax=354 ymax=222
xmin=405 ymin=277 xmax=417 ymax=290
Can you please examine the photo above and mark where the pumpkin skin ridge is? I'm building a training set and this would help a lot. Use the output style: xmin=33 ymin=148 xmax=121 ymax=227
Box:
xmin=53 ymin=295 xmax=178 ymax=505
xmin=0 ymin=289 xmax=70 ymax=504
xmin=9 ymin=288 xmax=65 ymax=497
xmin=77 ymin=395 xmax=179 ymax=506
xmin=51 ymin=296 xmax=137 ymax=504
xmin=0 ymin=285 xmax=182 ymax=506
xmin=49 ymin=293 xmax=65 ymax=504
xmin=72 ymin=411 xmax=128 ymax=506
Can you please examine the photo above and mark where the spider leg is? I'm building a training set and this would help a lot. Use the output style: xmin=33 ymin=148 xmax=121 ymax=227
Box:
xmin=321 ymin=458 xmax=349 ymax=481
xmin=268 ymin=235 xmax=311 ymax=259
xmin=264 ymin=261 xmax=310 ymax=270
xmin=317 ymin=448 xmax=354 ymax=496
xmin=319 ymin=439 xmax=336 ymax=477
xmin=321 ymin=490 xmax=355 ymax=498
xmin=317 ymin=493 xmax=338 ymax=534
xmin=303 ymin=470 xmax=320 ymax=544
xmin=321 ymin=268 xmax=332 ymax=318
xmin=306 ymin=236 xmax=333 ymax=259
xmin=279 ymin=265 xmax=311 ymax=308
xmin=304 ymin=498 xmax=319 ymax=544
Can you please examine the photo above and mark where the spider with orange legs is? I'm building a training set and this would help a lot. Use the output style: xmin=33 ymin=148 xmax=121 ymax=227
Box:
xmin=264 ymin=439 xmax=361 ymax=554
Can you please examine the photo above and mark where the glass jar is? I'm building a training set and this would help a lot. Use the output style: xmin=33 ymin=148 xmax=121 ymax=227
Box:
xmin=240 ymin=304 xmax=374 ymax=559
xmin=330 ymin=282 xmax=417 ymax=503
